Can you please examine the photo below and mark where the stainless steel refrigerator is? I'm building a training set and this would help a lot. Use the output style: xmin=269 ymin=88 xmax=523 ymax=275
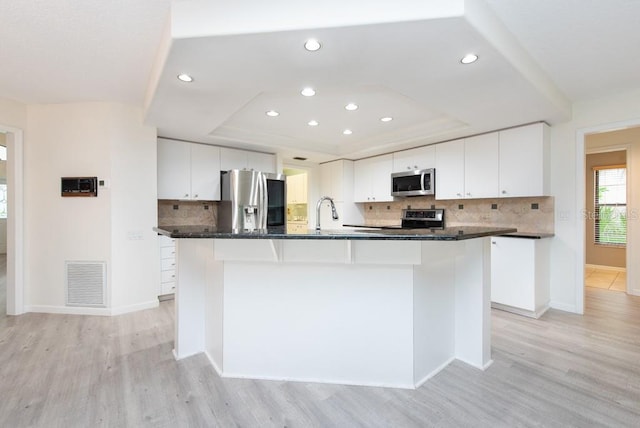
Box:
xmin=219 ymin=169 xmax=286 ymax=232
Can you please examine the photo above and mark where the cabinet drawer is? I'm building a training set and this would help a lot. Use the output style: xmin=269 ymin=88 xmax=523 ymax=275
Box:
xmin=161 ymin=270 xmax=176 ymax=283
xmin=161 ymin=257 xmax=176 ymax=270
xmin=160 ymin=246 xmax=176 ymax=258
xmin=161 ymin=282 xmax=176 ymax=295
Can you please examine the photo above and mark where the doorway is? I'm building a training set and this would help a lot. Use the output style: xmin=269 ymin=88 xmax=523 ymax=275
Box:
xmin=283 ymin=167 xmax=309 ymax=233
xmin=576 ymin=125 xmax=640 ymax=302
xmin=0 ymin=125 xmax=24 ymax=316
xmin=584 ymin=148 xmax=627 ymax=293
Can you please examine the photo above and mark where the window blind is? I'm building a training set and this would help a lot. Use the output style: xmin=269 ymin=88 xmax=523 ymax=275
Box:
xmin=594 ymin=166 xmax=626 ymax=246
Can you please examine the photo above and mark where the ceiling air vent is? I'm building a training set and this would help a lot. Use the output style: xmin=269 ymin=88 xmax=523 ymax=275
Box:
xmin=65 ymin=261 xmax=106 ymax=307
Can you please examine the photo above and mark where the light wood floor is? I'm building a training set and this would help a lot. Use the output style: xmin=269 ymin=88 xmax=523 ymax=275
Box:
xmin=1 ymin=276 xmax=639 ymax=426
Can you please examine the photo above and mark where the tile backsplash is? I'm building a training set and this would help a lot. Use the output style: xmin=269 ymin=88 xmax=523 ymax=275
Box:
xmin=360 ymin=196 xmax=554 ymax=234
xmin=158 ymin=200 xmax=218 ymax=227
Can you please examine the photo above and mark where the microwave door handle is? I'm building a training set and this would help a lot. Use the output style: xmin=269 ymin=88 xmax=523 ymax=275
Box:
xmin=421 ymin=172 xmax=426 ymax=191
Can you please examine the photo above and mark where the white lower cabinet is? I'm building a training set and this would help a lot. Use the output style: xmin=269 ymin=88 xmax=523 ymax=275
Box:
xmin=490 ymin=236 xmax=550 ymax=318
xmin=159 ymin=235 xmax=176 ymax=296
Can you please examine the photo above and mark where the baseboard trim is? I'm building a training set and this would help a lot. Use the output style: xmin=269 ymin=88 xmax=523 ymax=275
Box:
xmin=491 ymin=302 xmax=549 ymax=319
xmin=414 ymin=356 xmax=455 ymax=389
xmin=585 ymin=264 xmax=626 ymax=272
xmin=549 ymin=300 xmax=577 ymax=314
xmin=25 ymin=300 xmax=159 ymax=316
xmin=204 ymin=351 xmax=224 ymax=376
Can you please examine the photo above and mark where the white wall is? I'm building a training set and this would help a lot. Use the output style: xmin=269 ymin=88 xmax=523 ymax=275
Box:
xmin=24 ymin=103 xmax=158 ymax=314
xmin=549 ymin=88 xmax=640 ymax=312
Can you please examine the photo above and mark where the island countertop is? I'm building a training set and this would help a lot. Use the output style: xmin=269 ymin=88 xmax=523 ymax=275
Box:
xmin=154 ymin=225 xmax=517 ymax=241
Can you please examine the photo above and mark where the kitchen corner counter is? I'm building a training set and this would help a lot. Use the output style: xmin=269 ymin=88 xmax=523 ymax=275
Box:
xmin=160 ymin=223 xmax=502 ymax=389
xmin=154 ymin=225 xmax=516 ymax=241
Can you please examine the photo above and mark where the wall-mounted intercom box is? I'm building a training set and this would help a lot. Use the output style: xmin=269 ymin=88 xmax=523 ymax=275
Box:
xmin=61 ymin=177 xmax=98 ymax=197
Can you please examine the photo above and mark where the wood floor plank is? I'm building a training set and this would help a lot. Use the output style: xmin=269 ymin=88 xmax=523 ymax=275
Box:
xmin=1 ymin=273 xmax=640 ymax=427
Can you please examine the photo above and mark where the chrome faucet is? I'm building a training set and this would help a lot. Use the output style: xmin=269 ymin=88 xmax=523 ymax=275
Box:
xmin=316 ymin=196 xmax=339 ymax=231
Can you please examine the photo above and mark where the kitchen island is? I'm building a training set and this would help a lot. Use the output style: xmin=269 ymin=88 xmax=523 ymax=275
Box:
xmin=155 ymin=225 xmax=515 ymax=389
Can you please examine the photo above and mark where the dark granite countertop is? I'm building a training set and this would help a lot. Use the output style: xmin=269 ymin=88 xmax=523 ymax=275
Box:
xmin=154 ymin=225 xmax=517 ymax=241
xmin=497 ymin=232 xmax=555 ymax=239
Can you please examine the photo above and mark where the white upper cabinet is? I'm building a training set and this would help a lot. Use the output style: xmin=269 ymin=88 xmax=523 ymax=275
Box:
xmin=190 ymin=143 xmax=222 ymax=201
xmin=464 ymin=133 xmax=499 ymax=199
xmin=320 ymin=160 xmax=347 ymax=202
xmin=498 ymin=123 xmax=550 ymax=198
xmin=434 ymin=123 xmax=549 ymax=200
xmin=157 ymin=138 xmax=221 ymax=201
xmin=435 ymin=139 xmax=465 ymax=200
xmin=220 ymin=147 xmax=276 ymax=173
xmin=353 ymin=154 xmax=393 ymax=203
xmin=157 ymin=139 xmax=191 ymax=200
xmin=392 ymin=146 xmax=435 ymax=173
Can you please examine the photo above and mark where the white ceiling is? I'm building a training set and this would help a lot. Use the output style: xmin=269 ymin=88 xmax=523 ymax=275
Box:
xmin=1 ymin=0 xmax=640 ymax=163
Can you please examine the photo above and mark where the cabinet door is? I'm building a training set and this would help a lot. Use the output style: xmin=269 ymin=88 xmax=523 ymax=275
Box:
xmin=286 ymin=174 xmax=302 ymax=204
xmin=392 ymin=146 xmax=435 ymax=172
xmin=491 ymin=237 xmax=535 ymax=310
xmin=370 ymin=154 xmax=393 ymax=202
xmin=435 ymin=139 xmax=465 ymax=200
xmin=499 ymin=123 xmax=549 ymax=197
xmin=320 ymin=160 xmax=345 ymax=202
xmin=190 ymin=144 xmax=221 ymax=200
xmin=353 ymin=159 xmax=370 ymax=203
xmin=220 ymin=147 xmax=247 ymax=171
xmin=157 ymin=139 xmax=191 ymax=199
xmin=464 ymin=133 xmax=499 ymax=199
xmin=247 ymin=152 xmax=276 ymax=173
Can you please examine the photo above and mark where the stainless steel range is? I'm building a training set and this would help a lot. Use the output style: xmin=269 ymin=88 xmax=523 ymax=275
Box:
xmin=401 ymin=208 xmax=445 ymax=229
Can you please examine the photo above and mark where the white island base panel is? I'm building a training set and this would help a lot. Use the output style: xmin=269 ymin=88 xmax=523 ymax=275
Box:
xmin=174 ymin=238 xmax=492 ymax=389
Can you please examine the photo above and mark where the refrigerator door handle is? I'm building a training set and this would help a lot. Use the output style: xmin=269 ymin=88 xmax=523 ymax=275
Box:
xmin=260 ymin=172 xmax=268 ymax=230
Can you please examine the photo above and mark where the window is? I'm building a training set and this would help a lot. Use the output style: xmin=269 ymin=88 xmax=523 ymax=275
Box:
xmin=594 ymin=166 xmax=626 ymax=246
xmin=0 ymin=184 xmax=6 ymax=219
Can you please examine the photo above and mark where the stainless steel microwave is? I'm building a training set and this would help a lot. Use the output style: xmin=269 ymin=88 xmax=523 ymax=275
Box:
xmin=391 ymin=168 xmax=435 ymax=197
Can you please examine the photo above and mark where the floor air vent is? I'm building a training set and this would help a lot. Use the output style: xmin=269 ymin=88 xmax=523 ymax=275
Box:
xmin=65 ymin=261 xmax=106 ymax=307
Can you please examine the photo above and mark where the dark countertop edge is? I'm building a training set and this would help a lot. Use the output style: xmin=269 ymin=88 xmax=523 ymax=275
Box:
xmin=498 ymin=232 xmax=555 ymax=239
xmin=154 ymin=227 xmax=517 ymax=241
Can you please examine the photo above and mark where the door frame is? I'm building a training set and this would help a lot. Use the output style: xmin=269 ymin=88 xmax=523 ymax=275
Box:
xmin=0 ymin=124 xmax=24 ymax=315
xmin=576 ymin=118 xmax=640 ymax=314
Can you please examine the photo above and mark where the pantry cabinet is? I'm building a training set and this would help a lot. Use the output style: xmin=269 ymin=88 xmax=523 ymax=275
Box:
xmin=353 ymin=154 xmax=393 ymax=203
xmin=491 ymin=236 xmax=550 ymax=318
xmin=392 ymin=146 xmax=435 ymax=172
xmin=157 ymin=138 xmax=221 ymax=201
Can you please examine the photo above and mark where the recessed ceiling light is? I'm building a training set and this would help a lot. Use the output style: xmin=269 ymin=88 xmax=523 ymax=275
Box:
xmin=380 ymin=117 xmax=393 ymax=122
xmin=343 ymin=129 xmax=353 ymax=135
xmin=177 ymin=73 xmax=193 ymax=82
xmin=266 ymin=110 xmax=279 ymax=117
xmin=308 ymin=120 xmax=319 ymax=126
xmin=301 ymin=87 xmax=316 ymax=97
xmin=460 ymin=54 xmax=478 ymax=64
xmin=304 ymin=39 xmax=321 ymax=52
xmin=345 ymin=103 xmax=359 ymax=111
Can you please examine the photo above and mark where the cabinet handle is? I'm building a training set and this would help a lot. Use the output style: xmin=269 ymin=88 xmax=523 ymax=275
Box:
xmin=466 ymin=192 xmax=471 ymax=196
xmin=407 ymin=166 xmax=411 ymax=170
xmin=184 ymin=193 xmax=189 ymax=198
xmin=501 ymin=190 xmax=507 ymax=194
xmin=194 ymin=194 xmax=199 ymax=198
xmin=413 ymin=165 xmax=418 ymax=169
xmin=492 ymin=241 xmax=496 ymax=244
xmin=372 ymin=197 xmax=376 ymax=201
xmin=456 ymin=193 xmax=462 ymax=197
